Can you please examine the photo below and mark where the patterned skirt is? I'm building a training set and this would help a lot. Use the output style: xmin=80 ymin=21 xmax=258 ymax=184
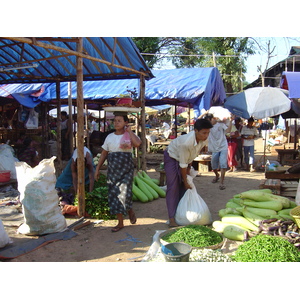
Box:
xmin=107 ymin=152 xmax=134 ymax=215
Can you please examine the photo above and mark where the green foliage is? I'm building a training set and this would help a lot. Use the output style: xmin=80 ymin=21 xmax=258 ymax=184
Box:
xmin=132 ymin=37 xmax=256 ymax=94
xmin=74 ymin=174 xmax=115 ymax=220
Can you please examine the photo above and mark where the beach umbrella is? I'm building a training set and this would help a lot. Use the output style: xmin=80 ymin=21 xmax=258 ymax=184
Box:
xmin=224 ymin=87 xmax=291 ymax=119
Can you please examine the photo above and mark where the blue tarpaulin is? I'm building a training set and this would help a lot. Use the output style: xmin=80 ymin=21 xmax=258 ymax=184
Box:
xmin=0 ymin=68 xmax=226 ymax=118
xmin=281 ymin=71 xmax=300 ymax=98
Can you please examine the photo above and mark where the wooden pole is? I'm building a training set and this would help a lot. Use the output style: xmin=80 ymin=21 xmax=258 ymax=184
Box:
xmin=56 ymin=82 xmax=62 ymax=174
xmin=68 ymin=82 xmax=73 ymax=152
xmin=76 ymin=37 xmax=85 ymax=217
xmin=139 ymin=75 xmax=147 ymax=171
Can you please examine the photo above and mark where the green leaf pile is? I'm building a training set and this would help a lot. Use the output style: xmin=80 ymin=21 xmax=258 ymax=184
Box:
xmin=74 ymin=174 xmax=115 ymax=220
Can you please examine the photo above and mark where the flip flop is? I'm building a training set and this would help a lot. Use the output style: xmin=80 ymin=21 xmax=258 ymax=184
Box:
xmin=212 ymin=177 xmax=219 ymax=183
xmin=219 ymin=185 xmax=226 ymax=190
xmin=111 ymin=226 xmax=124 ymax=232
xmin=129 ymin=212 xmax=137 ymax=224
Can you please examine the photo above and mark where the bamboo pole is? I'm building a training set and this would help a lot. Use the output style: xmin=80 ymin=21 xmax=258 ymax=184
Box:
xmin=76 ymin=37 xmax=85 ymax=217
xmin=139 ymin=75 xmax=147 ymax=171
xmin=56 ymin=82 xmax=62 ymax=174
xmin=68 ymin=82 xmax=74 ymax=153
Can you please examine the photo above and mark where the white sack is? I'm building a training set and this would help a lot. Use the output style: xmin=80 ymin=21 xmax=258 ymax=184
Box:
xmin=175 ymin=168 xmax=212 ymax=226
xmin=0 ymin=144 xmax=18 ymax=179
xmin=0 ymin=219 xmax=11 ymax=248
xmin=16 ymin=156 xmax=67 ymax=235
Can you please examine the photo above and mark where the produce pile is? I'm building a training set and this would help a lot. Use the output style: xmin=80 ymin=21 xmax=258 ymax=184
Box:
xmin=161 ymin=225 xmax=223 ymax=248
xmin=74 ymin=174 xmax=114 ymax=220
xmin=132 ymin=171 xmax=166 ymax=202
xmin=233 ymin=234 xmax=300 ymax=262
xmin=212 ymin=188 xmax=300 ymax=249
xmin=148 ymin=248 xmax=233 ymax=262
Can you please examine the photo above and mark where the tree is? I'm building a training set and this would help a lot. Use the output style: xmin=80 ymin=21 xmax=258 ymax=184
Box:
xmin=132 ymin=37 xmax=255 ymax=94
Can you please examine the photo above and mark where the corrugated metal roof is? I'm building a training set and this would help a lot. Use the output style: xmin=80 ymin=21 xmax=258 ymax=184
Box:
xmin=0 ymin=37 xmax=153 ymax=84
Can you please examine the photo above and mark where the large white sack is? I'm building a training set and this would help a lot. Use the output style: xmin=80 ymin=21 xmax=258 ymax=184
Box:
xmin=16 ymin=156 xmax=67 ymax=235
xmin=175 ymin=168 xmax=212 ymax=226
xmin=0 ymin=144 xmax=18 ymax=179
xmin=0 ymin=219 xmax=11 ymax=248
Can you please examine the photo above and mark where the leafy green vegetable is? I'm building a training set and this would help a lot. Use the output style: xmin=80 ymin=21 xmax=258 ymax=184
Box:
xmin=74 ymin=174 xmax=115 ymax=220
xmin=162 ymin=225 xmax=223 ymax=248
xmin=233 ymin=234 xmax=300 ymax=262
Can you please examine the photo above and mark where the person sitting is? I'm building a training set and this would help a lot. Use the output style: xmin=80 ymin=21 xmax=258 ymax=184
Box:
xmin=56 ymin=146 xmax=95 ymax=194
xmin=17 ymin=137 xmax=39 ymax=168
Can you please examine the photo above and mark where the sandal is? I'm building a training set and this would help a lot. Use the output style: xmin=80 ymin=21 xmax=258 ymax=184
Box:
xmin=219 ymin=185 xmax=226 ymax=190
xmin=129 ymin=212 xmax=137 ymax=224
xmin=212 ymin=177 xmax=219 ymax=183
xmin=111 ymin=226 xmax=124 ymax=232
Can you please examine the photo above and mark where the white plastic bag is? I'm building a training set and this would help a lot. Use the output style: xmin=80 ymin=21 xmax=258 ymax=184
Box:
xmin=175 ymin=168 xmax=212 ymax=226
xmin=0 ymin=219 xmax=11 ymax=248
xmin=16 ymin=156 xmax=67 ymax=235
xmin=25 ymin=108 xmax=39 ymax=129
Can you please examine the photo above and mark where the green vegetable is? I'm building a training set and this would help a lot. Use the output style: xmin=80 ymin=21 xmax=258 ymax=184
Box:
xmin=241 ymin=207 xmax=265 ymax=226
xmin=223 ymin=224 xmax=247 ymax=241
xmin=135 ymin=177 xmax=154 ymax=201
xmin=240 ymin=206 xmax=277 ymax=218
xmin=239 ymin=190 xmax=290 ymax=208
xmin=225 ymin=201 xmax=242 ymax=209
xmin=139 ymin=177 xmax=159 ymax=199
xmin=161 ymin=225 xmax=223 ymax=248
xmin=233 ymin=234 xmax=300 ymax=262
xmin=278 ymin=210 xmax=295 ymax=221
xmin=74 ymin=174 xmax=114 ymax=220
xmin=132 ymin=182 xmax=149 ymax=202
xmin=241 ymin=200 xmax=283 ymax=211
xmin=221 ymin=214 xmax=258 ymax=231
xmin=219 ymin=208 xmax=241 ymax=218
xmin=140 ymin=176 xmax=166 ymax=198
xmin=212 ymin=220 xmax=228 ymax=233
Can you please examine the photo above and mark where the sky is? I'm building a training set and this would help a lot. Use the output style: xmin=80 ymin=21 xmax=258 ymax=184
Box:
xmin=244 ymin=37 xmax=300 ymax=83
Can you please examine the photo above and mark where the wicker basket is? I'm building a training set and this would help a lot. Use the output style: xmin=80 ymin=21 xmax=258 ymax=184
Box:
xmin=290 ymin=206 xmax=300 ymax=228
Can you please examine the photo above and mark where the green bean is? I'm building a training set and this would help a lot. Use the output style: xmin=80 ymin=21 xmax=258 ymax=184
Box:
xmin=162 ymin=225 xmax=223 ymax=248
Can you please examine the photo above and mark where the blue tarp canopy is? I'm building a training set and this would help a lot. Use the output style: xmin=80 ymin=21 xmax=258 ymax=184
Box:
xmin=0 ymin=67 xmax=226 ymax=118
xmin=0 ymin=37 xmax=153 ymax=84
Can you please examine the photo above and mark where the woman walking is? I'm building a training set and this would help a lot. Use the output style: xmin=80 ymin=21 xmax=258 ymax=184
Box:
xmin=94 ymin=112 xmax=141 ymax=232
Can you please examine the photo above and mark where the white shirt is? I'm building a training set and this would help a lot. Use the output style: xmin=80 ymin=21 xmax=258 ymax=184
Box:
xmin=72 ymin=146 xmax=91 ymax=161
xmin=208 ymin=122 xmax=228 ymax=152
xmin=102 ymin=132 xmax=139 ymax=153
xmin=241 ymin=126 xmax=258 ymax=147
xmin=167 ymin=130 xmax=208 ymax=168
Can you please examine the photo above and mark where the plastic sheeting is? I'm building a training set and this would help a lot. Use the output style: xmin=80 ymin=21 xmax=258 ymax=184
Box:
xmin=281 ymin=71 xmax=300 ymax=98
xmin=0 ymin=68 xmax=226 ymax=118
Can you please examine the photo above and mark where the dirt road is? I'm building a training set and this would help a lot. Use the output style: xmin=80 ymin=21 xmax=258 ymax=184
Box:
xmin=0 ymin=137 xmax=283 ymax=262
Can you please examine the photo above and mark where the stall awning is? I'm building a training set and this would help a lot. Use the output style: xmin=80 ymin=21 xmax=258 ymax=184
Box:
xmin=281 ymin=71 xmax=300 ymax=98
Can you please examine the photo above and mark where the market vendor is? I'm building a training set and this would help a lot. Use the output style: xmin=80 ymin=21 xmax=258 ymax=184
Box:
xmin=164 ymin=118 xmax=213 ymax=227
xmin=56 ymin=146 xmax=95 ymax=193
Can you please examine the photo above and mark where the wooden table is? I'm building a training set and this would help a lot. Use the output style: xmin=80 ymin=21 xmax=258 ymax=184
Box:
xmin=275 ymin=149 xmax=298 ymax=165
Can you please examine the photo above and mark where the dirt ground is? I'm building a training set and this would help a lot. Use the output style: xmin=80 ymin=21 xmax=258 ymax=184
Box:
xmin=0 ymin=137 xmax=284 ymax=262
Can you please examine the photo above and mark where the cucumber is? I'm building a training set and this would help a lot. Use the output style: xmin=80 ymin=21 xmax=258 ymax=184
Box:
xmin=139 ymin=176 xmax=166 ymax=198
xmin=242 ymin=200 xmax=283 ymax=211
xmin=132 ymin=183 xmax=148 ymax=202
xmin=221 ymin=214 xmax=258 ymax=231
xmin=135 ymin=177 xmax=154 ymax=201
xmin=223 ymin=224 xmax=248 ymax=241
xmin=139 ymin=177 xmax=159 ymax=199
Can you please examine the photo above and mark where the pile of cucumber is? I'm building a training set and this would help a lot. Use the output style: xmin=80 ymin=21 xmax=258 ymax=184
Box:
xmin=132 ymin=171 xmax=166 ymax=202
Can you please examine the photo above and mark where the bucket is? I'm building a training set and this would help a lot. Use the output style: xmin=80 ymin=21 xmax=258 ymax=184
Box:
xmin=161 ymin=242 xmax=192 ymax=262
